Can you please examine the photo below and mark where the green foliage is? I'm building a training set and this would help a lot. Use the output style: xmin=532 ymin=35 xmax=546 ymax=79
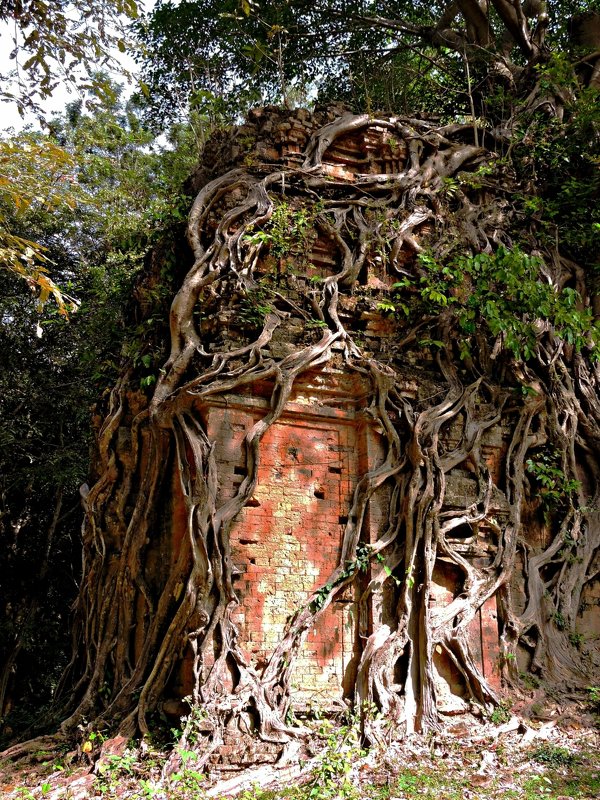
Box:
xmin=569 ymin=632 xmax=585 ymax=649
xmin=135 ymin=1 xmax=478 ymax=125
xmin=377 ymin=276 xmax=412 ymax=317
xmin=525 ymin=448 xmax=580 ymax=510
xmin=309 ymin=543 xmax=372 ymax=613
xmin=85 ymin=710 xmax=210 ymax=798
xmin=307 ymin=716 xmax=365 ymax=800
xmin=551 ymin=610 xmax=566 ymax=630
xmin=48 ymin=90 xmax=198 ymax=253
xmin=386 ymin=246 xmax=600 ymax=362
xmin=587 ymin=686 xmax=600 ymax=714
xmin=531 ymin=743 xmax=577 ymax=767
xmin=306 ymin=319 xmax=328 ymax=330
xmin=0 ymin=274 xmax=95 ymax=740
xmin=489 ymin=702 xmax=512 ymax=724
xmin=167 ymin=754 xmax=205 ymax=798
xmin=353 ymin=542 xmax=372 ymax=574
xmin=309 ymin=582 xmax=335 ymax=614
xmin=390 ymin=768 xmax=469 ymax=800
xmin=0 ymin=133 xmax=82 ymax=314
xmin=244 ymin=201 xmax=317 ymax=265
xmin=134 ymin=0 xmax=600 ymax=127
xmin=374 ymin=552 xmax=404 ymax=587
xmin=512 ymin=55 xmax=600 ymax=269
xmin=134 ymin=0 xmax=278 ymax=129
xmin=1 ymin=1 xmax=140 ymax=118
xmin=452 ymin=248 xmax=598 ymax=359
xmin=10 ymin=725 xmax=600 ymax=799
xmin=519 ymin=672 xmax=541 ymax=690
xmin=0 ymin=85 xmax=195 ymax=740
xmin=238 ymin=286 xmax=275 ymax=328
xmin=161 ymin=704 xmax=209 ymax=797
xmin=1 ymin=80 xmax=197 ymax=319
xmin=97 ymin=749 xmax=137 ymax=778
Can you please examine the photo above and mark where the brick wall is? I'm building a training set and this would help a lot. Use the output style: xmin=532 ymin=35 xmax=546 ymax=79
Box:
xmin=201 ymin=385 xmax=367 ymax=705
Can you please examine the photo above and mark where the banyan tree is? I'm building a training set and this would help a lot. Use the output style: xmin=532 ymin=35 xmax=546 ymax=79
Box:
xmin=2 ymin=0 xmax=600 ymax=772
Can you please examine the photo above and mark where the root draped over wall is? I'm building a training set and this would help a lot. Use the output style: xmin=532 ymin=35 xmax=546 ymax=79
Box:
xmin=10 ymin=107 xmax=600 ymax=760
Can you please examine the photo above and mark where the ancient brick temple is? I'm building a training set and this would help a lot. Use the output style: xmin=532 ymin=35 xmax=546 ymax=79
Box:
xmin=205 ymin=373 xmax=369 ymax=703
xmin=158 ymin=103 xmax=596 ymax=714
xmin=170 ymin=106 xmax=517 ymax=712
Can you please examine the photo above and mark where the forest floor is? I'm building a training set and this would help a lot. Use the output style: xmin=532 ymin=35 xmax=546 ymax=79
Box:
xmin=1 ymin=705 xmax=598 ymax=800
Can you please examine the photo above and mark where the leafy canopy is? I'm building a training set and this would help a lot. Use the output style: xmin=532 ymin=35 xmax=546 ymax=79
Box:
xmin=0 ymin=1 xmax=144 ymax=311
xmin=1 ymin=0 xmax=140 ymax=117
xmin=135 ymin=0 xmax=600 ymax=126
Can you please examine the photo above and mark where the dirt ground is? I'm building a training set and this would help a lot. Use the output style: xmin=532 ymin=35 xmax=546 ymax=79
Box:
xmin=1 ymin=704 xmax=598 ymax=800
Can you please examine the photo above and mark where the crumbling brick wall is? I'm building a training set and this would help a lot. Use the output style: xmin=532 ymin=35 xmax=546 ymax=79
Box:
xmin=209 ymin=392 xmax=362 ymax=703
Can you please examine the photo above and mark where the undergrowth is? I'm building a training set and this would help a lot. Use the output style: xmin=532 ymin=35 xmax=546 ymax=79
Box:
xmin=4 ymin=727 xmax=599 ymax=800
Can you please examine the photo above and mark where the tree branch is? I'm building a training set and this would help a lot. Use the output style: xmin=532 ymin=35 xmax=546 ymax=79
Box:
xmin=490 ymin=0 xmax=532 ymax=56
xmin=456 ymin=0 xmax=492 ymax=46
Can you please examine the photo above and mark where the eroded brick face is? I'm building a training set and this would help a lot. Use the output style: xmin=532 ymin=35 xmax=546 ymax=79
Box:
xmin=203 ymin=392 xmax=363 ymax=704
